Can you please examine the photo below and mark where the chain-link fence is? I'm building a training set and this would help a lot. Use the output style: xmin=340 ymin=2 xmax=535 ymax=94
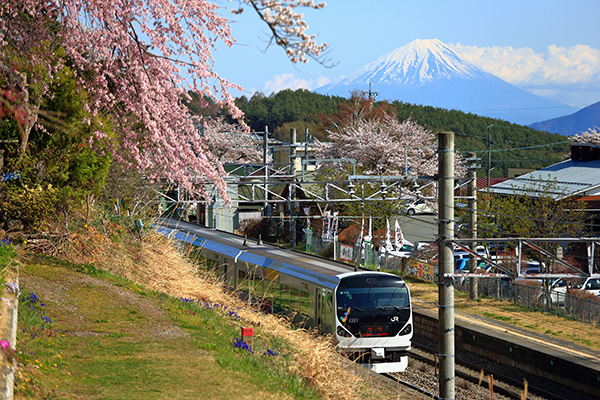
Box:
xmin=455 ymin=278 xmax=600 ymax=325
xmin=302 ymin=234 xmax=600 ymax=325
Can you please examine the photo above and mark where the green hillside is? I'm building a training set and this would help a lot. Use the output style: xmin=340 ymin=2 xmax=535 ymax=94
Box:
xmin=236 ymin=89 xmax=570 ymax=177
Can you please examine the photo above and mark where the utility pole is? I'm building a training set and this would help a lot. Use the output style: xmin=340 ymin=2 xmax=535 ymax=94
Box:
xmin=263 ymin=126 xmax=269 ymax=218
xmin=290 ymin=128 xmax=297 ymax=248
xmin=467 ymin=152 xmax=479 ymax=301
xmin=438 ymin=131 xmax=455 ymax=400
xmin=366 ymin=82 xmax=378 ymax=100
xmin=263 ymin=126 xmax=271 ymax=238
xmin=487 ymin=125 xmax=493 ymax=191
xmin=304 ymin=127 xmax=310 ymax=175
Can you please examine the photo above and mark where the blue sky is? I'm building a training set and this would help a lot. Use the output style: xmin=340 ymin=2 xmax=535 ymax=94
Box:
xmin=211 ymin=0 xmax=600 ymax=108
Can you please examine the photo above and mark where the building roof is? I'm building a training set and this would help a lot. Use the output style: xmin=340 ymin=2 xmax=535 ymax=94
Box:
xmin=487 ymin=157 xmax=600 ymax=200
xmin=476 ymin=177 xmax=510 ymax=190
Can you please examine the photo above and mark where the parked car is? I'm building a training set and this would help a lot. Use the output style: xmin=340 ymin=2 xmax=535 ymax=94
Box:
xmin=515 ymin=261 xmax=544 ymax=283
xmin=454 ymin=258 xmax=489 ymax=273
xmin=402 ymin=199 xmax=435 ymax=216
xmin=453 ymin=245 xmax=487 ymax=260
xmin=549 ymin=278 xmax=569 ymax=306
xmin=388 ymin=240 xmax=415 ymax=258
xmin=551 ymin=277 xmax=600 ymax=302
xmin=573 ymin=277 xmax=600 ymax=296
xmin=415 ymin=241 xmax=435 ymax=250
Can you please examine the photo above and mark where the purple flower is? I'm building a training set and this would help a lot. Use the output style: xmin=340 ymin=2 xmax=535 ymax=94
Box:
xmin=233 ymin=338 xmax=253 ymax=354
xmin=0 ymin=340 xmax=9 ymax=350
xmin=263 ymin=349 xmax=278 ymax=357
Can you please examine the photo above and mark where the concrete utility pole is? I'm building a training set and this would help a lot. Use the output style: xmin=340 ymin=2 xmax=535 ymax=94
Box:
xmin=438 ymin=132 xmax=455 ymax=400
xmin=263 ymin=126 xmax=269 ymax=218
xmin=487 ymin=125 xmax=493 ymax=191
xmin=366 ymin=82 xmax=379 ymax=100
xmin=468 ymin=152 xmax=478 ymax=301
xmin=304 ymin=128 xmax=310 ymax=168
xmin=290 ymin=128 xmax=297 ymax=247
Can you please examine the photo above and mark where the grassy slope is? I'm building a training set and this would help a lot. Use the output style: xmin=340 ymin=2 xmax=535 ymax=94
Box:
xmin=12 ymin=220 xmax=400 ymax=400
xmin=15 ymin=257 xmax=309 ymax=400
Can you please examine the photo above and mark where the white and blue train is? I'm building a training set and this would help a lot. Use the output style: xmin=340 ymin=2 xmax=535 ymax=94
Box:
xmin=156 ymin=219 xmax=413 ymax=373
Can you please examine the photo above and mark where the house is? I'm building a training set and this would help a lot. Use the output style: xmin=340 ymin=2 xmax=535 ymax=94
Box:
xmin=487 ymin=142 xmax=600 ymax=233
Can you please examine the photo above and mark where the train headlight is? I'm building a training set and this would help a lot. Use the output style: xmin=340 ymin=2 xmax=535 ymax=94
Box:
xmin=337 ymin=326 xmax=352 ymax=338
xmin=399 ymin=323 xmax=412 ymax=336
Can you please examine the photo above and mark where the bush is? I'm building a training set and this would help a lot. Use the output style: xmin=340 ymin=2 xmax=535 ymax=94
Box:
xmin=1 ymin=184 xmax=66 ymax=232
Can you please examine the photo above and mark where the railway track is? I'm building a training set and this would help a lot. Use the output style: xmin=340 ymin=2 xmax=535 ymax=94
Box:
xmin=380 ymin=372 xmax=439 ymax=399
xmin=378 ymin=344 xmax=576 ymax=400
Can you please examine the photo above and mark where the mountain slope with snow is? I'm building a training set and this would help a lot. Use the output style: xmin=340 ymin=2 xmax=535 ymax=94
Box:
xmin=315 ymin=39 xmax=578 ymax=125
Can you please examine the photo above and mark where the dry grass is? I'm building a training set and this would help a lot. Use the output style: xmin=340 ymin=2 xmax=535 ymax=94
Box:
xmin=39 ymin=213 xmax=394 ymax=400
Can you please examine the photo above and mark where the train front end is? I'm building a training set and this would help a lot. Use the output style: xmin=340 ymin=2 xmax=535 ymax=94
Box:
xmin=334 ymin=272 xmax=413 ymax=373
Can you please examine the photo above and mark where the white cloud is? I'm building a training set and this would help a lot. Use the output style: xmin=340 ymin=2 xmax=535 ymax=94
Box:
xmin=449 ymin=43 xmax=600 ymax=105
xmin=263 ymin=74 xmax=330 ymax=94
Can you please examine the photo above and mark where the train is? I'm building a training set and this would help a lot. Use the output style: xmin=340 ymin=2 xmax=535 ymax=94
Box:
xmin=155 ymin=218 xmax=413 ymax=373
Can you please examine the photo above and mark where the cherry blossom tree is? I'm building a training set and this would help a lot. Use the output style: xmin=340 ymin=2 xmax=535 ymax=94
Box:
xmin=0 ymin=0 xmax=327 ymax=200
xmin=570 ymin=128 xmax=600 ymax=146
xmin=317 ymin=113 xmax=439 ymax=175
xmin=316 ymin=92 xmax=446 ymax=177
xmin=315 ymin=94 xmax=465 ymax=222
xmin=202 ymin=118 xmax=265 ymax=164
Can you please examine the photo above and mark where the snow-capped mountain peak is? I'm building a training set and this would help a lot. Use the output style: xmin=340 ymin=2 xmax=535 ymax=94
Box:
xmin=348 ymin=38 xmax=488 ymax=85
xmin=315 ymin=39 xmax=577 ymax=125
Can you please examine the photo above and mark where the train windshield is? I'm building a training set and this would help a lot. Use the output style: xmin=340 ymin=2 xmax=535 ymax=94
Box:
xmin=336 ymin=275 xmax=410 ymax=313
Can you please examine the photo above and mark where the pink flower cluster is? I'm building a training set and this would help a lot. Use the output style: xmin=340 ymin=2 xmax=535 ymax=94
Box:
xmin=1 ymin=0 xmax=327 ymax=201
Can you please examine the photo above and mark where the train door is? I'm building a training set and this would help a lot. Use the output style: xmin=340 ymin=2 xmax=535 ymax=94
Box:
xmin=316 ymin=288 xmax=333 ymax=334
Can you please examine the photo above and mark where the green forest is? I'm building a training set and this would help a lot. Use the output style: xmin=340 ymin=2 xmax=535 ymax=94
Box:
xmin=235 ymin=89 xmax=571 ymax=177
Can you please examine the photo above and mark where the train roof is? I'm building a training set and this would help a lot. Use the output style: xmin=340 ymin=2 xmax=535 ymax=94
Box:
xmin=155 ymin=218 xmax=364 ymax=289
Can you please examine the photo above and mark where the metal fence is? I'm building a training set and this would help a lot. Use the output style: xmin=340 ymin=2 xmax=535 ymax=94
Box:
xmin=455 ymin=278 xmax=600 ymax=325
xmin=302 ymin=235 xmax=600 ymax=325
xmin=303 ymin=235 xmax=408 ymax=271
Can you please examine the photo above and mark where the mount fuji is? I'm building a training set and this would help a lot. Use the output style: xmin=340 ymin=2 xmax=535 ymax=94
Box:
xmin=315 ymin=39 xmax=578 ymax=125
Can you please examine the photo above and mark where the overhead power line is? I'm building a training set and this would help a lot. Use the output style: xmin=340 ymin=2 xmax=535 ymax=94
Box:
xmin=467 ymin=140 xmax=570 ymax=154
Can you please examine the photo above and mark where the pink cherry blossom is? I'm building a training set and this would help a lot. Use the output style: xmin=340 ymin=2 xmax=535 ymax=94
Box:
xmin=202 ymin=118 xmax=265 ymax=164
xmin=317 ymin=112 xmax=465 ymax=177
xmin=570 ymin=128 xmax=600 ymax=146
xmin=1 ymin=0 xmax=327 ymax=201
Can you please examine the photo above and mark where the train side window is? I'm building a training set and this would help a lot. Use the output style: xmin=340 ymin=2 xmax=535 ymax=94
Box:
xmin=238 ymin=269 xmax=247 ymax=289
xmin=278 ymin=284 xmax=291 ymax=310
xmin=326 ymin=291 xmax=334 ymax=311
xmin=299 ymin=290 xmax=309 ymax=317
xmin=264 ymin=279 xmax=273 ymax=302
xmin=247 ymin=265 xmax=259 ymax=293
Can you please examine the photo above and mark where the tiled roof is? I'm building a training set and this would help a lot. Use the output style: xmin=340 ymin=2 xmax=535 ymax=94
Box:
xmin=476 ymin=177 xmax=510 ymax=189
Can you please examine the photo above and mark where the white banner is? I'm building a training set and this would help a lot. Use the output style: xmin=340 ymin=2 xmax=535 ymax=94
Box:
xmin=394 ymin=220 xmax=404 ymax=251
xmin=385 ymin=218 xmax=394 ymax=252
xmin=331 ymin=212 xmax=338 ymax=241
xmin=322 ymin=211 xmax=330 ymax=240
xmin=356 ymin=217 xmax=364 ymax=248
